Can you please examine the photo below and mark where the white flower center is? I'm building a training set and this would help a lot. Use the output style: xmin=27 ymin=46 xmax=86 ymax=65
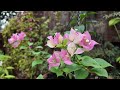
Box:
xmin=86 ymin=39 xmax=89 ymax=43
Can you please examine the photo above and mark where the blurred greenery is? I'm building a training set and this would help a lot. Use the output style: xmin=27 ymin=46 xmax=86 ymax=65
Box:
xmin=0 ymin=11 xmax=120 ymax=79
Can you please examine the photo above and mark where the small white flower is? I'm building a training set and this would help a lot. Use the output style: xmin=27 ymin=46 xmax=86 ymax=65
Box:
xmin=86 ymin=39 xmax=90 ymax=43
xmin=0 ymin=61 xmax=3 ymax=66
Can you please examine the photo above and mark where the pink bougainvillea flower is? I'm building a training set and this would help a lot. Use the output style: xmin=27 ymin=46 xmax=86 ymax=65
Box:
xmin=67 ymin=42 xmax=84 ymax=56
xmin=11 ymin=33 xmax=19 ymax=41
xmin=47 ymin=51 xmax=61 ymax=70
xmin=67 ymin=42 xmax=77 ymax=56
xmin=8 ymin=38 xmax=15 ymax=44
xmin=12 ymin=41 xmax=21 ymax=48
xmin=60 ymin=49 xmax=73 ymax=65
xmin=8 ymin=32 xmax=26 ymax=48
xmin=63 ymin=33 xmax=69 ymax=39
xmin=46 ymin=33 xmax=63 ymax=48
xmin=55 ymin=33 xmax=63 ymax=43
xmin=18 ymin=32 xmax=26 ymax=41
xmin=79 ymin=31 xmax=98 ymax=51
xmin=8 ymin=33 xmax=19 ymax=44
xmin=64 ymin=28 xmax=83 ymax=45
xmin=73 ymin=32 xmax=84 ymax=44
xmin=46 ymin=36 xmax=56 ymax=48
xmin=69 ymin=28 xmax=77 ymax=42
xmin=74 ymin=48 xmax=84 ymax=54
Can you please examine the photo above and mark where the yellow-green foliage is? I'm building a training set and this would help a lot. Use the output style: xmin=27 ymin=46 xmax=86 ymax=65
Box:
xmin=2 ymin=11 xmax=51 ymax=79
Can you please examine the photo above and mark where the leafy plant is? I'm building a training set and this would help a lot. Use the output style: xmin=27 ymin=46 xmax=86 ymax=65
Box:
xmin=2 ymin=11 xmax=51 ymax=79
xmin=46 ymin=28 xmax=112 ymax=79
xmin=0 ymin=51 xmax=15 ymax=79
xmin=116 ymin=57 xmax=120 ymax=63
xmin=109 ymin=17 xmax=120 ymax=40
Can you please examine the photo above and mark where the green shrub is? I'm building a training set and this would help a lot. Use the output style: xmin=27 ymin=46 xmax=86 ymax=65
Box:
xmin=2 ymin=11 xmax=51 ymax=79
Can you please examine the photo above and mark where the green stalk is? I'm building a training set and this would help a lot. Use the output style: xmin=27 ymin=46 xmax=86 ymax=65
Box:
xmin=114 ymin=25 xmax=120 ymax=40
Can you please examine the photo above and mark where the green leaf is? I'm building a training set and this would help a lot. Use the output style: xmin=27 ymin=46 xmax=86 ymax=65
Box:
xmin=0 ymin=55 xmax=11 ymax=61
xmin=87 ymin=12 xmax=96 ymax=16
xmin=60 ymin=60 xmax=65 ymax=68
xmin=28 ymin=42 xmax=34 ymax=46
xmin=94 ymin=58 xmax=112 ymax=68
xmin=63 ymin=64 xmax=82 ymax=73
xmin=50 ymin=67 xmax=59 ymax=72
xmin=91 ymin=68 xmax=108 ymax=77
xmin=80 ymin=14 xmax=87 ymax=21
xmin=109 ymin=18 xmax=120 ymax=26
xmin=63 ymin=68 xmax=72 ymax=74
xmin=74 ymin=25 xmax=85 ymax=33
xmin=116 ymin=57 xmax=120 ymax=63
xmin=36 ymin=46 xmax=43 ymax=49
xmin=76 ymin=55 xmax=82 ymax=60
xmin=32 ymin=60 xmax=43 ymax=68
xmin=56 ymin=69 xmax=63 ymax=77
xmin=45 ymin=54 xmax=51 ymax=58
xmin=32 ymin=51 xmax=41 ymax=55
xmin=81 ymin=56 xmax=101 ymax=68
xmin=6 ymin=66 xmax=14 ymax=70
xmin=50 ymin=67 xmax=63 ymax=77
xmin=74 ymin=68 xmax=89 ymax=79
xmin=0 ymin=67 xmax=4 ymax=74
xmin=70 ymin=19 xmax=77 ymax=27
xmin=20 ymin=46 xmax=27 ymax=50
xmin=4 ymin=75 xmax=15 ymax=79
xmin=37 ymin=74 xmax=44 ymax=79
xmin=4 ymin=69 xmax=9 ymax=75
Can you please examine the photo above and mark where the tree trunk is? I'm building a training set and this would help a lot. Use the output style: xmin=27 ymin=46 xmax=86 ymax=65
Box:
xmin=33 ymin=11 xmax=71 ymax=30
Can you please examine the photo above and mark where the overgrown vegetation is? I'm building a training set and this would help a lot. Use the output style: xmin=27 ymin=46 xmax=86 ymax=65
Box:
xmin=0 ymin=11 xmax=120 ymax=79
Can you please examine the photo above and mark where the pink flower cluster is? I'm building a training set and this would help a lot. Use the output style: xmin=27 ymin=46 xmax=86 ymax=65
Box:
xmin=47 ymin=49 xmax=73 ymax=69
xmin=46 ymin=33 xmax=63 ymax=48
xmin=8 ymin=32 xmax=26 ymax=48
xmin=65 ymin=28 xmax=98 ymax=56
xmin=47 ymin=28 xmax=98 ymax=69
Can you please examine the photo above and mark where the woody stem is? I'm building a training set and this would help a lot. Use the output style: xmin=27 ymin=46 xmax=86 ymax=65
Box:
xmin=114 ymin=25 xmax=120 ymax=40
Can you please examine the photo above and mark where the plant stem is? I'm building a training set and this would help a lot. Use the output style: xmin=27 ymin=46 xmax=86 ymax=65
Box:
xmin=114 ymin=25 xmax=120 ymax=40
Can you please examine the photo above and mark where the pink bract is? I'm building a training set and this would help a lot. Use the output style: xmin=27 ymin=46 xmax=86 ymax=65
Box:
xmin=8 ymin=32 xmax=26 ymax=48
xmin=18 ymin=32 xmax=26 ymax=41
xmin=46 ymin=32 xmax=63 ymax=48
xmin=67 ymin=42 xmax=84 ymax=56
xmin=79 ymin=31 xmax=98 ymax=51
xmin=69 ymin=28 xmax=77 ymax=42
xmin=64 ymin=28 xmax=83 ymax=45
xmin=8 ymin=38 xmax=15 ymax=44
xmin=12 ymin=41 xmax=21 ymax=48
xmin=67 ymin=42 xmax=77 ymax=56
xmin=11 ymin=33 xmax=19 ymax=41
xmin=47 ymin=51 xmax=61 ymax=70
xmin=60 ymin=49 xmax=73 ymax=65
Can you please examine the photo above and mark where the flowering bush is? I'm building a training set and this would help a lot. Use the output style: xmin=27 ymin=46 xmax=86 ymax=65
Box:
xmin=46 ymin=28 xmax=112 ymax=79
xmin=8 ymin=32 xmax=26 ymax=48
xmin=2 ymin=11 xmax=51 ymax=78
